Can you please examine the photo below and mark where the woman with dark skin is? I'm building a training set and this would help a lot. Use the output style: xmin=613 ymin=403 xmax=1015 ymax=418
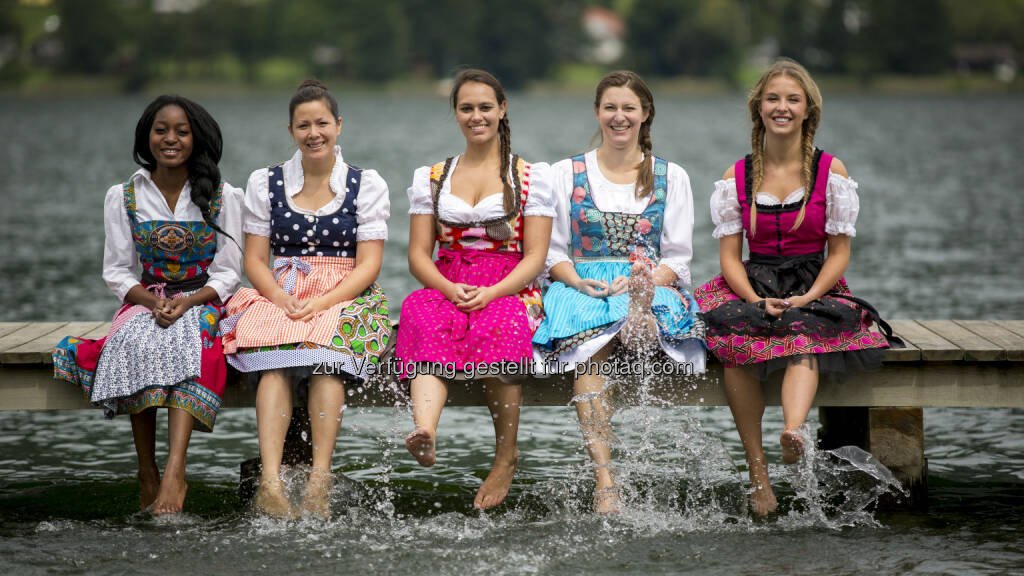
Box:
xmin=54 ymin=95 xmax=243 ymax=515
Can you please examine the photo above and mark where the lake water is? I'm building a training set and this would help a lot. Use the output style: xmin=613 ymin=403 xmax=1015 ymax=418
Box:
xmin=0 ymin=92 xmax=1022 ymax=575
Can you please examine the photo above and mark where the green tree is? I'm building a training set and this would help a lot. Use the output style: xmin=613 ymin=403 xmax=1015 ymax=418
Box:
xmin=861 ymin=0 xmax=951 ymax=74
xmin=627 ymin=0 xmax=741 ymax=79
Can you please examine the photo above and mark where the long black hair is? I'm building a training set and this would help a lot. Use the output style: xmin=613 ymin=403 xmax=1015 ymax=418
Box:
xmin=132 ymin=95 xmax=235 ymax=242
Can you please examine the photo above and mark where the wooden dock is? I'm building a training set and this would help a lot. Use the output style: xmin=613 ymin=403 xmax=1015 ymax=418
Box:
xmin=2 ymin=319 xmax=1023 ymax=506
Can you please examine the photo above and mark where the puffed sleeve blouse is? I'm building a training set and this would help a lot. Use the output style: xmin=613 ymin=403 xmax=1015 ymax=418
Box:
xmin=243 ymin=146 xmax=390 ymax=242
xmin=544 ymin=149 xmax=695 ymax=288
xmin=406 ymin=154 xmax=556 ymax=222
xmin=102 ymin=168 xmax=244 ymax=302
xmin=709 ymin=171 xmax=860 ymax=239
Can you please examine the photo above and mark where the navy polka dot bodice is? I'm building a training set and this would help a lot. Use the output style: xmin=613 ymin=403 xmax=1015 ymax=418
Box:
xmin=267 ymin=163 xmax=362 ymax=258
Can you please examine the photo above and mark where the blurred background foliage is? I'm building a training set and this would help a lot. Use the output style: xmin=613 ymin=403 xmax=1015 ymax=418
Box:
xmin=0 ymin=0 xmax=1021 ymax=91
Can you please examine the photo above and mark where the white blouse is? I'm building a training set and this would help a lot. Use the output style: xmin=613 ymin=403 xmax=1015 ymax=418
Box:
xmin=407 ymin=155 xmax=557 ymax=222
xmin=546 ymin=149 xmax=696 ymax=288
xmin=243 ymin=146 xmax=390 ymax=242
xmin=710 ymin=172 xmax=860 ymax=239
xmin=102 ymin=169 xmax=244 ymax=302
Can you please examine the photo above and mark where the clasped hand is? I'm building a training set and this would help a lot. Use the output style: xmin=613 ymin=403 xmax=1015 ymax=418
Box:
xmin=447 ymin=283 xmax=497 ymax=312
xmin=274 ymin=293 xmax=331 ymax=322
xmin=152 ymin=298 xmax=191 ymax=328
xmin=575 ymin=276 xmax=629 ymax=298
xmin=761 ymin=294 xmax=811 ymax=318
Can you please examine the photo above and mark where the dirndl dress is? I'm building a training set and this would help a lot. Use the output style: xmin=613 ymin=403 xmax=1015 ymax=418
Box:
xmin=395 ymin=155 xmax=546 ymax=377
xmin=694 ymin=149 xmax=896 ymax=376
xmin=53 ymin=180 xmax=231 ymax=432
xmin=222 ymin=162 xmax=391 ymax=382
xmin=532 ymin=154 xmax=706 ymax=372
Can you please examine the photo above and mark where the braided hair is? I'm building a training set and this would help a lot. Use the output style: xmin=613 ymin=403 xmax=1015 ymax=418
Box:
xmin=745 ymin=58 xmax=822 ymax=237
xmin=593 ymin=71 xmax=656 ymax=200
xmin=133 ymin=95 xmax=235 ymax=243
xmin=450 ymin=68 xmax=515 ymax=213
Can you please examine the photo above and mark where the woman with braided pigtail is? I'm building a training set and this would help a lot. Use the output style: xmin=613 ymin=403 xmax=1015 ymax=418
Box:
xmin=532 ymin=71 xmax=706 ymax=514
xmin=396 ymin=69 xmax=555 ymax=511
xmin=53 ymin=95 xmax=244 ymax=516
xmin=695 ymin=58 xmax=896 ymax=517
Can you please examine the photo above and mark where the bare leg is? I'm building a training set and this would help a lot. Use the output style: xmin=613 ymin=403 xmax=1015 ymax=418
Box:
xmin=474 ymin=378 xmax=521 ymax=510
xmin=130 ymin=408 xmax=160 ymax=510
xmin=406 ymin=373 xmax=448 ymax=467
xmin=152 ymin=407 xmax=193 ymax=516
xmin=780 ymin=360 xmax=819 ymax=464
xmin=254 ymin=370 xmax=292 ymax=517
xmin=573 ymin=344 xmax=619 ymax=514
xmin=302 ymin=374 xmax=346 ymax=518
xmin=724 ymin=366 xmax=776 ymax=516
xmin=621 ymin=262 xmax=657 ymax=350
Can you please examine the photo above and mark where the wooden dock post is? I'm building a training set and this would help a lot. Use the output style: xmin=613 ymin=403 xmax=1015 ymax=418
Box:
xmin=819 ymin=406 xmax=927 ymax=507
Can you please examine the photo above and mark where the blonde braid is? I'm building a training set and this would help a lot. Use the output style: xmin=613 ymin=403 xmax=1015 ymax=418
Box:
xmin=748 ymin=121 xmax=765 ymax=238
xmin=791 ymin=120 xmax=817 ymax=231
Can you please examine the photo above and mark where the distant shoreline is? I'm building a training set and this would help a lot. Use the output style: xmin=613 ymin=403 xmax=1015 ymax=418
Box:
xmin=2 ymin=72 xmax=1021 ymax=98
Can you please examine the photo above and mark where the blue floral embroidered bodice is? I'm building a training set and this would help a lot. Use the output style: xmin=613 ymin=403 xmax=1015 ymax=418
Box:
xmin=569 ymin=154 xmax=667 ymax=260
xmin=123 ymin=180 xmax=222 ymax=284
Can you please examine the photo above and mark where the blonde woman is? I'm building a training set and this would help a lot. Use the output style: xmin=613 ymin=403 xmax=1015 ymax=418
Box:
xmin=695 ymin=59 xmax=895 ymax=516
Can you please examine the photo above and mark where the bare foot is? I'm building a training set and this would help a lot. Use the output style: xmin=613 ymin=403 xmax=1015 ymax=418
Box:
xmin=301 ymin=467 xmax=333 ymax=520
xmin=593 ymin=475 xmax=621 ymax=515
xmin=628 ymin=262 xmax=655 ymax=309
xmin=748 ymin=462 xmax=777 ymax=517
xmin=621 ymin=263 xmax=657 ymax=349
xmin=137 ymin=466 xmax=160 ymax=511
xmin=474 ymin=454 xmax=517 ymax=510
xmin=780 ymin=429 xmax=805 ymax=464
xmin=406 ymin=427 xmax=436 ymax=467
xmin=254 ymin=477 xmax=291 ymax=519
xmin=152 ymin=470 xmax=187 ymax=516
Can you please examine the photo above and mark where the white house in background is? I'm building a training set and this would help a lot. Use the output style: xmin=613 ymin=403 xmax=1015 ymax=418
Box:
xmin=581 ymin=6 xmax=625 ymax=65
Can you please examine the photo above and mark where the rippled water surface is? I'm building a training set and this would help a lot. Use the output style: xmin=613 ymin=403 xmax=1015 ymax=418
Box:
xmin=1 ymin=93 xmax=1023 ymax=575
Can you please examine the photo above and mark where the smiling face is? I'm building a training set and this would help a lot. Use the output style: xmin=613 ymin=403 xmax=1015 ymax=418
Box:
xmin=148 ymin=104 xmax=193 ymax=171
xmin=759 ymin=74 xmax=807 ymax=138
xmin=454 ymin=81 xmax=505 ymax=145
xmin=288 ymin=99 xmax=341 ymax=160
xmin=595 ymin=85 xmax=649 ymax=150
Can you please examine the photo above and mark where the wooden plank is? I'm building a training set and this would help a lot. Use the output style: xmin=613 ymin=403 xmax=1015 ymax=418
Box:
xmin=0 ymin=323 xmax=30 ymax=339
xmin=994 ymin=320 xmax=1024 ymax=340
xmin=0 ymin=323 xmax=68 ymax=359
xmin=881 ymin=330 xmax=921 ymax=363
xmin=919 ymin=320 xmax=1004 ymax=362
xmin=955 ymin=321 xmax=1024 ymax=362
xmin=887 ymin=320 xmax=962 ymax=362
xmin=3 ymin=321 xmax=107 ymax=365
xmin=81 ymin=322 xmax=112 ymax=341
xmin=3 ymin=362 xmax=1024 ymax=409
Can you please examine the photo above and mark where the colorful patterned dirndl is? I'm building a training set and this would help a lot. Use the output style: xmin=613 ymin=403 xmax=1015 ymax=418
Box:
xmin=221 ymin=162 xmax=391 ymax=382
xmin=395 ymin=155 xmax=544 ymax=377
xmin=532 ymin=155 xmax=706 ymax=372
xmin=52 ymin=180 xmax=229 ymax=432
xmin=694 ymin=150 xmax=895 ymax=376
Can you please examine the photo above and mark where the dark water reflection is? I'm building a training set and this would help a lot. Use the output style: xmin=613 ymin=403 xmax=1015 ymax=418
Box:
xmin=1 ymin=94 xmax=1023 ymax=574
